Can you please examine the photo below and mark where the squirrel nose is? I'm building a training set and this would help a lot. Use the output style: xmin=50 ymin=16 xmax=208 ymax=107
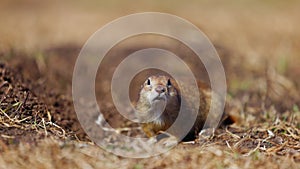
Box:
xmin=155 ymin=85 xmax=166 ymax=94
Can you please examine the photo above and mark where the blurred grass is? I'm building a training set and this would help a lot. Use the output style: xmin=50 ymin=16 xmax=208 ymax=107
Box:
xmin=1 ymin=0 xmax=300 ymax=56
xmin=1 ymin=0 xmax=300 ymax=87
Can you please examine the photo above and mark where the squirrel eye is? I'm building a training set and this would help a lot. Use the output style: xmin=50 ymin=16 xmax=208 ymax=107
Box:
xmin=167 ymin=79 xmax=172 ymax=87
xmin=146 ymin=79 xmax=151 ymax=85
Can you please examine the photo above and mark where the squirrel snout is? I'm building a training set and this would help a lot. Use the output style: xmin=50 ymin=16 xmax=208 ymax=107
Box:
xmin=155 ymin=85 xmax=166 ymax=94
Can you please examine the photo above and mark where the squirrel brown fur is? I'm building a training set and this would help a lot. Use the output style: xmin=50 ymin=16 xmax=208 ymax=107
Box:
xmin=134 ymin=75 xmax=231 ymax=141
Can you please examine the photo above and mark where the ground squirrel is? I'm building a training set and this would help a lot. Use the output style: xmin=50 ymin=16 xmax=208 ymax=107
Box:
xmin=135 ymin=75 xmax=231 ymax=141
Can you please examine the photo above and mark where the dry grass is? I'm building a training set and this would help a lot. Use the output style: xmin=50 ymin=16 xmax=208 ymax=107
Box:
xmin=0 ymin=119 xmax=299 ymax=169
xmin=0 ymin=64 xmax=73 ymax=146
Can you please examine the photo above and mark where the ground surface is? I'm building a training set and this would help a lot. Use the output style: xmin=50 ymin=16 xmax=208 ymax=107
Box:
xmin=0 ymin=0 xmax=300 ymax=169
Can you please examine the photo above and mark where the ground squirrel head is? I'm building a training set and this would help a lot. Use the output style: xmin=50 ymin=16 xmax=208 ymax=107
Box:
xmin=140 ymin=75 xmax=178 ymax=103
xmin=135 ymin=75 xmax=180 ymax=123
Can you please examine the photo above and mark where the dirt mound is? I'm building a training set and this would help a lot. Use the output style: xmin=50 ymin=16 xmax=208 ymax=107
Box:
xmin=0 ymin=63 xmax=85 ymax=146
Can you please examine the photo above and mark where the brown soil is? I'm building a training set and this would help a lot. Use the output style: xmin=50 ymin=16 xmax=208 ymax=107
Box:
xmin=0 ymin=56 xmax=85 ymax=145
